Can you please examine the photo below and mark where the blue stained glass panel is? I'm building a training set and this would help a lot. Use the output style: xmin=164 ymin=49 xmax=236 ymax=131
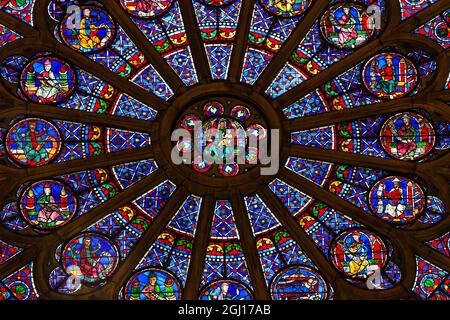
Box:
xmin=211 ymin=200 xmax=239 ymax=240
xmin=245 ymin=194 xmax=281 ymax=236
xmin=205 ymin=44 xmax=232 ymax=80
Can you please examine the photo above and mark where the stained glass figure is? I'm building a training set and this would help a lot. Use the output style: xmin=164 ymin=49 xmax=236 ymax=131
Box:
xmin=61 ymin=233 xmax=120 ymax=284
xmin=199 ymin=279 xmax=253 ymax=300
xmin=320 ymin=3 xmax=375 ymax=49
xmin=368 ymin=176 xmax=425 ymax=224
xmin=120 ymin=0 xmax=174 ymax=18
xmin=260 ymin=0 xmax=312 ymax=18
xmin=6 ymin=118 xmax=62 ymax=166
xmin=19 ymin=180 xmax=77 ymax=229
xmin=60 ymin=6 xmax=115 ymax=53
xmin=270 ymin=265 xmax=328 ymax=300
xmin=175 ymin=98 xmax=267 ymax=177
xmin=379 ymin=112 xmax=436 ymax=160
xmin=124 ymin=268 xmax=182 ymax=300
xmin=330 ymin=229 xmax=388 ymax=279
xmin=362 ymin=53 xmax=418 ymax=99
xmin=20 ymin=57 xmax=76 ymax=103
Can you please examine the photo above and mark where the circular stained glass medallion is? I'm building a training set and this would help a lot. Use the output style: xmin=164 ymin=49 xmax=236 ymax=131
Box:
xmin=379 ymin=112 xmax=436 ymax=161
xmin=61 ymin=233 xmax=120 ymax=284
xmin=123 ymin=267 xmax=182 ymax=300
xmin=368 ymin=176 xmax=426 ymax=224
xmin=61 ymin=6 xmax=116 ymax=53
xmin=362 ymin=53 xmax=418 ymax=99
xmin=330 ymin=229 xmax=388 ymax=279
xmin=6 ymin=118 xmax=62 ymax=166
xmin=20 ymin=56 xmax=76 ymax=104
xmin=19 ymin=180 xmax=77 ymax=230
xmin=320 ymin=3 xmax=376 ymax=49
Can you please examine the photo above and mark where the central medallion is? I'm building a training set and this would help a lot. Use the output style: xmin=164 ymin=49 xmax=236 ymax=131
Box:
xmin=174 ymin=98 xmax=268 ymax=177
xmin=157 ymin=83 xmax=283 ymax=194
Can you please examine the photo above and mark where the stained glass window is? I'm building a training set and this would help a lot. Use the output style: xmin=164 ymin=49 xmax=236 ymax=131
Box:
xmin=0 ymin=0 xmax=449 ymax=301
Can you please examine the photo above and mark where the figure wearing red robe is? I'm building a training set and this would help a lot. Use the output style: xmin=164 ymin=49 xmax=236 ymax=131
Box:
xmin=373 ymin=55 xmax=396 ymax=94
xmin=79 ymin=237 xmax=106 ymax=280
xmin=382 ymin=185 xmax=401 ymax=205
xmin=136 ymin=0 xmax=158 ymax=14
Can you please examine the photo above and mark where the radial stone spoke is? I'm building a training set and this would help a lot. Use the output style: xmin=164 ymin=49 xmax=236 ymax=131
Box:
xmin=281 ymin=95 xmax=449 ymax=132
xmin=178 ymin=0 xmax=212 ymax=82
xmin=182 ymin=196 xmax=216 ymax=300
xmin=0 ymin=146 xmax=155 ymax=199
xmin=0 ymin=0 xmax=449 ymax=302
xmin=276 ymin=39 xmax=385 ymax=108
xmin=51 ymin=42 xmax=170 ymax=110
xmin=230 ymin=193 xmax=270 ymax=300
xmin=96 ymin=0 xmax=185 ymax=90
xmin=228 ymin=0 xmax=257 ymax=82
xmin=109 ymin=187 xmax=190 ymax=297
xmin=395 ymin=0 xmax=450 ymax=33
xmin=257 ymin=186 xmax=342 ymax=285
xmin=277 ymin=167 xmax=394 ymax=235
xmin=410 ymin=238 xmax=450 ymax=274
xmin=253 ymin=0 xmax=330 ymax=92
xmin=55 ymin=170 xmax=167 ymax=240
xmin=7 ymin=103 xmax=156 ymax=134
xmin=0 ymin=11 xmax=37 ymax=37
xmin=24 ymin=146 xmax=155 ymax=182
xmin=287 ymin=145 xmax=418 ymax=175
xmin=0 ymin=247 xmax=37 ymax=280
